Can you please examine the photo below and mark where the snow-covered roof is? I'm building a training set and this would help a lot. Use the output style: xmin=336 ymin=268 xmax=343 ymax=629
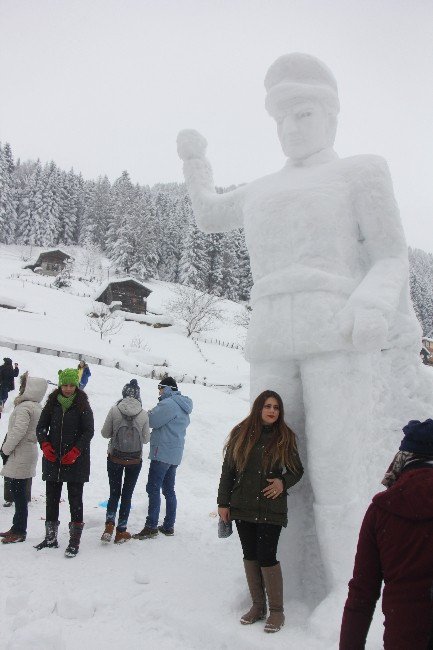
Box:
xmin=422 ymin=337 xmax=433 ymax=344
xmin=93 ymin=276 xmax=152 ymax=301
xmin=25 ymin=248 xmax=73 ymax=269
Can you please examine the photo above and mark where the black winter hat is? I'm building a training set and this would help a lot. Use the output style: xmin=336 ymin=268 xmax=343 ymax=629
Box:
xmin=122 ymin=378 xmax=141 ymax=401
xmin=399 ymin=419 xmax=433 ymax=455
xmin=158 ymin=376 xmax=178 ymax=391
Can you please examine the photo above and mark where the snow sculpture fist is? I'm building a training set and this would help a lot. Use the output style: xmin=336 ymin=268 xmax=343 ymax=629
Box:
xmin=177 ymin=129 xmax=207 ymax=161
xmin=338 ymin=306 xmax=389 ymax=352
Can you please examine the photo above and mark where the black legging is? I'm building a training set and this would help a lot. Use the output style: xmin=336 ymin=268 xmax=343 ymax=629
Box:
xmin=235 ymin=520 xmax=282 ymax=567
xmin=46 ymin=481 xmax=84 ymax=522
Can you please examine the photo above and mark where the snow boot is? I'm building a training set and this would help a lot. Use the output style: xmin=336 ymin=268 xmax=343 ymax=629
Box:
xmin=2 ymin=531 xmax=26 ymax=544
xmin=34 ymin=520 xmax=60 ymax=550
xmin=240 ymin=559 xmax=267 ymax=625
xmin=101 ymin=522 xmax=115 ymax=543
xmin=64 ymin=522 xmax=84 ymax=558
xmin=132 ymin=526 xmax=158 ymax=540
xmin=157 ymin=525 xmax=174 ymax=536
xmin=261 ymin=563 xmax=285 ymax=633
xmin=0 ymin=527 xmax=14 ymax=537
xmin=114 ymin=530 xmax=131 ymax=544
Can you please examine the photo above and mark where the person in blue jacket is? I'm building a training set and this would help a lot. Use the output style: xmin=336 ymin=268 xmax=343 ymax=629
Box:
xmin=133 ymin=377 xmax=192 ymax=539
xmin=77 ymin=361 xmax=91 ymax=390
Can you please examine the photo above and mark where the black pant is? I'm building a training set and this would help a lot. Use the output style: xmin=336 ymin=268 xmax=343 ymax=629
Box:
xmin=106 ymin=458 xmax=142 ymax=531
xmin=4 ymin=477 xmax=32 ymax=503
xmin=235 ymin=520 xmax=282 ymax=567
xmin=46 ymin=481 xmax=84 ymax=523
xmin=9 ymin=478 xmax=28 ymax=534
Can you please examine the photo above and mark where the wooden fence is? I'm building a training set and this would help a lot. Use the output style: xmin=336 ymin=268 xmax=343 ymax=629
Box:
xmin=0 ymin=338 xmax=242 ymax=392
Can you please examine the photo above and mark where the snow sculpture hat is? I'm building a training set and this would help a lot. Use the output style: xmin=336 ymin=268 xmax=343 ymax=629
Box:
xmin=264 ymin=53 xmax=340 ymax=119
xmin=158 ymin=376 xmax=178 ymax=391
xmin=399 ymin=419 xmax=433 ymax=456
xmin=122 ymin=378 xmax=141 ymax=401
xmin=58 ymin=368 xmax=80 ymax=387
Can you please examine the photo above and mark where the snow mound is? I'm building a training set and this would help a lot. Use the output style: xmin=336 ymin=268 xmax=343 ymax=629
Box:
xmin=56 ymin=596 xmax=96 ymax=620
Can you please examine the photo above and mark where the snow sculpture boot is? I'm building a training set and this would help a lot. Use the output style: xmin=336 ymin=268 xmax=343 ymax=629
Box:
xmin=34 ymin=520 xmax=60 ymax=550
xmin=240 ymin=559 xmax=267 ymax=625
xmin=101 ymin=522 xmax=115 ymax=543
xmin=261 ymin=563 xmax=285 ymax=633
xmin=65 ymin=522 xmax=84 ymax=558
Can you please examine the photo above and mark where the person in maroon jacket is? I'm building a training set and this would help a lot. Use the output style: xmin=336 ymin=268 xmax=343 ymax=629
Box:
xmin=340 ymin=418 xmax=433 ymax=650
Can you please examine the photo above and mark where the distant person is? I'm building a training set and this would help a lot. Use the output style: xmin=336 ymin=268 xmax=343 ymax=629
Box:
xmin=340 ymin=419 xmax=433 ymax=650
xmin=218 ymin=390 xmax=303 ymax=633
xmin=133 ymin=377 xmax=192 ymax=539
xmin=0 ymin=373 xmax=47 ymax=544
xmin=0 ymin=358 xmax=19 ymax=413
xmin=100 ymin=379 xmax=150 ymax=544
xmin=35 ymin=368 xmax=94 ymax=557
xmin=77 ymin=360 xmax=91 ymax=390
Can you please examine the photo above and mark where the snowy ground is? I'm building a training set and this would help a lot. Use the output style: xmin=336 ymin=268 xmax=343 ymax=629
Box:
xmin=0 ymin=246 xmax=392 ymax=648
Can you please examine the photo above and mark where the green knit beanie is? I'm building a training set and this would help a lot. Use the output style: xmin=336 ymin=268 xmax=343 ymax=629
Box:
xmin=58 ymin=368 xmax=80 ymax=387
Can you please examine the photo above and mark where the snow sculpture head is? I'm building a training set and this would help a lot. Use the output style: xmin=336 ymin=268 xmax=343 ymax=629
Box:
xmin=265 ymin=53 xmax=339 ymax=161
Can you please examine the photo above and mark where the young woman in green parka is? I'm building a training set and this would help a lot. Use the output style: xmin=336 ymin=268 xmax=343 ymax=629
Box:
xmin=35 ymin=368 xmax=94 ymax=557
xmin=217 ymin=390 xmax=303 ymax=633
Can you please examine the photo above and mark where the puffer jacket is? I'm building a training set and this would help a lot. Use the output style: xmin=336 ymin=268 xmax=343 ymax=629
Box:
xmin=217 ymin=425 xmax=304 ymax=527
xmin=1 ymin=377 xmax=48 ymax=479
xmin=101 ymin=397 xmax=150 ymax=455
xmin=340 ymin=464 xmax=433 ymax=650
xmin=36 ymin=388 xmax=94 ymax=482
xmin=148 ymin=387 xmax=193 ymax=465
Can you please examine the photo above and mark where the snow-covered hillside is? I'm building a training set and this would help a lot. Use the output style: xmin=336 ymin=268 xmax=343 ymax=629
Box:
xmin=0 ymin=245 xmax=389 ymax=648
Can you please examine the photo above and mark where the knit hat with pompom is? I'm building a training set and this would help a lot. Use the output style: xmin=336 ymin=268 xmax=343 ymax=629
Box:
xmin=58 ymin=368 xmax=80 ymax=387
xmin=122 ymin=378 xmax=141 ymax=401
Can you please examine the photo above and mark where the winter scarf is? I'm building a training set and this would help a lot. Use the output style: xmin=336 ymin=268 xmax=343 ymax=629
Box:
xmin=57 ymin=392 xmax=76 ymax=413
xmin=381 ymin=451 xmax=433 ymax=488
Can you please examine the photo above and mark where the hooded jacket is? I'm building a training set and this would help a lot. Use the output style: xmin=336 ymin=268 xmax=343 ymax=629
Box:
xmin=101 ymin=396 xmax=150 ymax=455
xmin=1 ymin=377 xmax=48 ymax=479
xmin=340 ymin=465 xmax=433 ymax=650
xmin=36 ymin=388 xmax=94 ymax=483
xmin=148 ymin=387 xmax=193 ymax=465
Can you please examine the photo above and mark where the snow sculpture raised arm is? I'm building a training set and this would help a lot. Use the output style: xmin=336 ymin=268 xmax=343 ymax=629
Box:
xmin=178 ymin=52 xmax=424 ymax=612
xmin=177 ymin=129 xmax=245 ymax=233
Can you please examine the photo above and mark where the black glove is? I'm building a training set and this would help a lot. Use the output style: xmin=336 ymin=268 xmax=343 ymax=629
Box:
xmin=0 ymin=450 xmax=9 ymax=465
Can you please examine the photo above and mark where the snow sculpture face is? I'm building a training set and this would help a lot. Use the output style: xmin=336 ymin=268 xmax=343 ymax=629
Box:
xmin=264 ymin=53 xmax=339 ymax=161
xmin=276 ymin=98 xmax=334 ymax=161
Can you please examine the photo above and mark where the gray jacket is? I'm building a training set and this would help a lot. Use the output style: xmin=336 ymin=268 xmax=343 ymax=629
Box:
xmin=1 ymin=377 xmax=48 ymax=479
xmin=101 ymin=397 xmax=150 ymax=456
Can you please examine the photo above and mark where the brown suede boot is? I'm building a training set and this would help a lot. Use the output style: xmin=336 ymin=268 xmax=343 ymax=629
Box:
xmin=101 ymin=522 xmax=115 ymax=543
xmin=114 ymin=530 xmax=131 ymax=544
xmin=240 ymin=559 xmax=267 ymax=624
xmin=261 ymin=563 xmax=285 ymax=633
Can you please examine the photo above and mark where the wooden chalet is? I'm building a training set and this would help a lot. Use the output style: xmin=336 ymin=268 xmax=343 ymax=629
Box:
xmin=25 ymin=249 xmax=73 ymax=276
xmin=94 ymin=277 xmax=152 ymax=314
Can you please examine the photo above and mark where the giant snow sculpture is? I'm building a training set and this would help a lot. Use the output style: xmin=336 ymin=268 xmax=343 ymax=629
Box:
xmin=177 ymin=53 xmax=430 ymax=608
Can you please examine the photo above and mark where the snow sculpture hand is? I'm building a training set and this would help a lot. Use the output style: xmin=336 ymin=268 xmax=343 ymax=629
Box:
xmin=337 ymin=306 xmax=389 ymax=352
xmin=177 ymin=129 xmax=207 ymax=161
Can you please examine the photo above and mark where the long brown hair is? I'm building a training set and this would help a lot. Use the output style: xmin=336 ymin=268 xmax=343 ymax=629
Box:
xmin=223 ymin=390 xmax=300 ymax=473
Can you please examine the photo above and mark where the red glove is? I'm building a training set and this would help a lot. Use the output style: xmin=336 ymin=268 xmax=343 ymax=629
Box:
xmin=41 ymin=442 xmax=57 ymax=462
xmin=61 ymin=447 xmax=81 ymax=465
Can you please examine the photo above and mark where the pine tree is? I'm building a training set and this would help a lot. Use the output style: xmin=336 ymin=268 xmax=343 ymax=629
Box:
xmin=0 ymin=142 xmax=17 ymax=243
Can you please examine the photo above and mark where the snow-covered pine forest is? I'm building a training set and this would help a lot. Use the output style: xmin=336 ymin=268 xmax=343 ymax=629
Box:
xmin=0 ymin=142 xmax=252 ymax=302
xmin=1 ymin=140 xmax=432 ymax=335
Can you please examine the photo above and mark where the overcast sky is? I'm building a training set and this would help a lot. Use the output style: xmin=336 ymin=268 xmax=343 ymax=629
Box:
xmin=1 ymin=0 xmax=432 ymax=252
